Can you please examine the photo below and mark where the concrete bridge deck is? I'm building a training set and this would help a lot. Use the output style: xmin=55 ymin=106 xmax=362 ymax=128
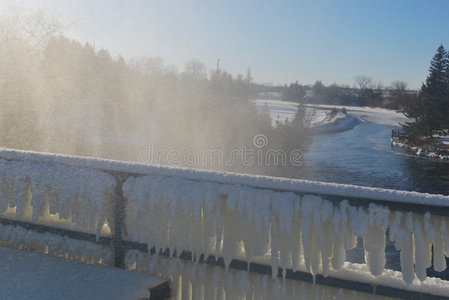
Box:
xmin=0 ymin=246 xmax=169 ymax=300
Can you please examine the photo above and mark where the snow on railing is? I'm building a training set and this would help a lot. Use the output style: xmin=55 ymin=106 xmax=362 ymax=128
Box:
xmin=0 ymin=223 xmax=110 ymax=264
xmin=123 ymin=174 xmax=449 ymax=286
xmin=130 ymin=253 xmax=392 ymax=300
xmin=0 ymin=156 xmax=116 ymax=237
xmin=0 ymin=148 xmax=449 ymax=298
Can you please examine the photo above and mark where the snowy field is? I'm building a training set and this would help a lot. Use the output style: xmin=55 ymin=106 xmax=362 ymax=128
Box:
xmin=307 ymin=103 xmax=408 ymax=126
xmin=254 ymin=99 xmax=409 ymax=133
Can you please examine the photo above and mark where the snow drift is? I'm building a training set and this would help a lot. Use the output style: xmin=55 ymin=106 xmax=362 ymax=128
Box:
xmin=311 ymin=114 xmax=361 ymax=135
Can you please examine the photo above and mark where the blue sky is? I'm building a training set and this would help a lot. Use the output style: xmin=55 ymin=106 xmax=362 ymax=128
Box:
xmin=19 ymin=0 xmax=449 ymax=89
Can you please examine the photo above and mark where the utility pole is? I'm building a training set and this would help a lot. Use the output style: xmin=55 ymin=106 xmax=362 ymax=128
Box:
xmin=216 ymin=58 xmax=220 ymax=72
xmin=93 ymin=33 xmax=96 ymax=51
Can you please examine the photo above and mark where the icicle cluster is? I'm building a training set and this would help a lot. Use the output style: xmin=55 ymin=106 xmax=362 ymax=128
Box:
xmin=389 ymin=211 xmax=449 ymax=283
xmin=124 ymin=252 xmax=386 ymax=300
xmin=0 ymin=159 xmax=116 ymax=235
xmin=0 ymin=224 xmax=112 ymax=264
xmin=124 ymin=175 xmax=449 ymax=284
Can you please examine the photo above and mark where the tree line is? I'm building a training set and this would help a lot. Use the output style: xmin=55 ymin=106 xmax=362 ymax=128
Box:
xmin=274 ymin=78 xmax=417 ymax=110
xmin=0 ymin=6 xmax=311 ymax=177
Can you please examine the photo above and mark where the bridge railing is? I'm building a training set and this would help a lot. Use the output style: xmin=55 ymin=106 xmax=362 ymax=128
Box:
xmin=0 ymin=148 xmax=448 ymax=299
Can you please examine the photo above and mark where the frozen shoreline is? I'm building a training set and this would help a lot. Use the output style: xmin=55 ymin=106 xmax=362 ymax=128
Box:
xmin=391 ymin=139 xmax=449 ymax=161
xmin=254 ymin=100 xmax=408 ymax=135
xmin=310 ymin=113 xmax=362 ymax=135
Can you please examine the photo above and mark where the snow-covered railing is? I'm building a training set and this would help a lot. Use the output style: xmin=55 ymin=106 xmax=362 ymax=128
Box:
xmin=0 ymin=149 xmax=124 ymax=266
xmin=0 ymin=148 xmax=449 ymax=299
xmin=0 ymin=157 xmax=116 ymax=235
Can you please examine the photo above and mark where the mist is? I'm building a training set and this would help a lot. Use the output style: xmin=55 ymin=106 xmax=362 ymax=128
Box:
xmin=0 ymin=5 xmax=310 ymax=177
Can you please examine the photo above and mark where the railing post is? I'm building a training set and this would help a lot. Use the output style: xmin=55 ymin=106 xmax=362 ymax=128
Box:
xmin=112 ymin=173 xmax=128 ymax=268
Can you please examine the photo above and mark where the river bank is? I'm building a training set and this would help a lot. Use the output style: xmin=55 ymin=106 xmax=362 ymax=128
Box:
xmin=255 ymin=99 xmax=408 ymax=134
xmin=391 ymin=136 xmax=449 ymax=161
xmin=255 ymin=99 xmax=449 ymax=195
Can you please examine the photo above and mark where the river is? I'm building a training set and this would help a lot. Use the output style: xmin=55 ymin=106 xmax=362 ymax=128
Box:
xmin=301 ymin=121 xmax=449 ymax=196
xmin=255 ymin=99 xmax=449 ymax=196
xmin=256 ymin=99 xmax=449 ymax=278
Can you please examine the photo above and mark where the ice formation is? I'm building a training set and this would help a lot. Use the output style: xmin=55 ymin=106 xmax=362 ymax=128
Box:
xmin=0 ymin=223 xmax=112 ymax=264
xmin=0 ymin=158 xmax=116 ymax=236
xmin=0 ymin=149 xmax=448 ymax=295
xmin=123 ymin=175 xmax=449 ymax=285
xmin=2 ymin=148 xmax=449 ymax=208
xmin=124 ymin=252 xmax=388 ymax=300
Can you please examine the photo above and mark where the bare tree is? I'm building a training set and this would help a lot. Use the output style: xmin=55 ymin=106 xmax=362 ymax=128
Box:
xmin=184 ymin=59 xmax=207 ymax=80
xmin=355 ymin=75 xmax=373 ymax=90
xmin=131 ymin=56 xmax=164 ymax=76
xmin=386 ymin=81 xmax=411 ymax=110
xmin=0 ymin=3 xmax=65 ymax=50
xmin=390 ymin=80 xmax=408 ymax=91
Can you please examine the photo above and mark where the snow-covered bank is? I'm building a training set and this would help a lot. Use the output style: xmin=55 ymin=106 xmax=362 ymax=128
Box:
xmin=254 ymin=100 xmax=409 ymax=134
xmin=255 ymin=99 xmax=362 ymax=134
xmin=254 ymin=99 xmax=300 ymax=124
xmin=311 ymin=113 xmax=361 ymax=135
xmin=306 ymin=104 xmax=408 ymax=126
xmin=392 ymin=140 xmax=449 ymax=161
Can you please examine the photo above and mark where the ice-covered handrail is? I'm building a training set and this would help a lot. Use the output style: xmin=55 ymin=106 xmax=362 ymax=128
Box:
xmin=0 ymin=148 xmax=448 ymax=210
xmin=0 ymin=149 xmax=116 ymax=237
xmin=123 ymin=174 xmax=449 ymax=287
xmin=1 ymin=148 xmax=449 ymax=295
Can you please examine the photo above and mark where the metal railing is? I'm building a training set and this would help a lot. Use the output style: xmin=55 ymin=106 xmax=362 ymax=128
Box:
xmin=0 ymin=148 xmax=448 ymax=299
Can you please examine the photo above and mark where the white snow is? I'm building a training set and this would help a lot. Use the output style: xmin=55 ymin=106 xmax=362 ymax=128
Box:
xmin=306 ymin=104 xmax=409 ymax=126
xmin=128 ymin=253 xmax=392 ymax=300
xmin=0 ymin=223 xmax=112 ymax=264
xmin=311 ymin=113 xmax=361 ymax=135
xmin=439 ymin=136 xmax=449 ymax=145
xmin=123 ymin=174 xmax=449 ymax=290
xmin=0 ymin=246 xmax=164 ymax=300
xmin=1 ymin=147 xmax=448 ymax=209
xmin=254 ymin=99 xmax=409 ymax=128
xmin=1 ymin=148 xmax=449 ymax=295
xmin=0 ymin=156 xmax=116 ymax=237
xmin=392 ymin=140 xmax=449 ymax=161
xmin=254 ymin=99 xmax=300 ymax=124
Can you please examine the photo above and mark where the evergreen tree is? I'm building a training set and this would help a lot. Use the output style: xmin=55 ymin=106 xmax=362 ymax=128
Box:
xmin=443 ymin=50 xmax=449 ymax=132
xmin=311 ymin=80 xmax=326 ymax=103
xmin=282 ymin=81 xmax=305 ymax=102
xmin=403 ymin=45 xmax=449 ymax=138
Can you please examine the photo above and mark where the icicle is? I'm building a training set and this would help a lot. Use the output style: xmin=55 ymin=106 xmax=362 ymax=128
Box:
xmin=414 ymin=217 xmax=429 ymax=281
xmin=363 ymin=204 xmax=388 ymax=276
xmin=270 ymin=213 xmax=280 ymax=278
xmin=221 ymin=187 xmax=243 ymax=270
xmin=121 ymin=173 xmax=449 ymax=286
xmin=431 ymin=216 xmax=447 ymax=272
xmin=320 ymin=200 xmax=334 ymax=277
xmin=291 ymin=200 xmax=303 ymax=272
xmin=276 ymin=192 xmax=299 ymax=276
xmin=441 ymin=218 xmax=449 ymax=257
xmin=398 ymin=214 xmax=415 ymax=284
